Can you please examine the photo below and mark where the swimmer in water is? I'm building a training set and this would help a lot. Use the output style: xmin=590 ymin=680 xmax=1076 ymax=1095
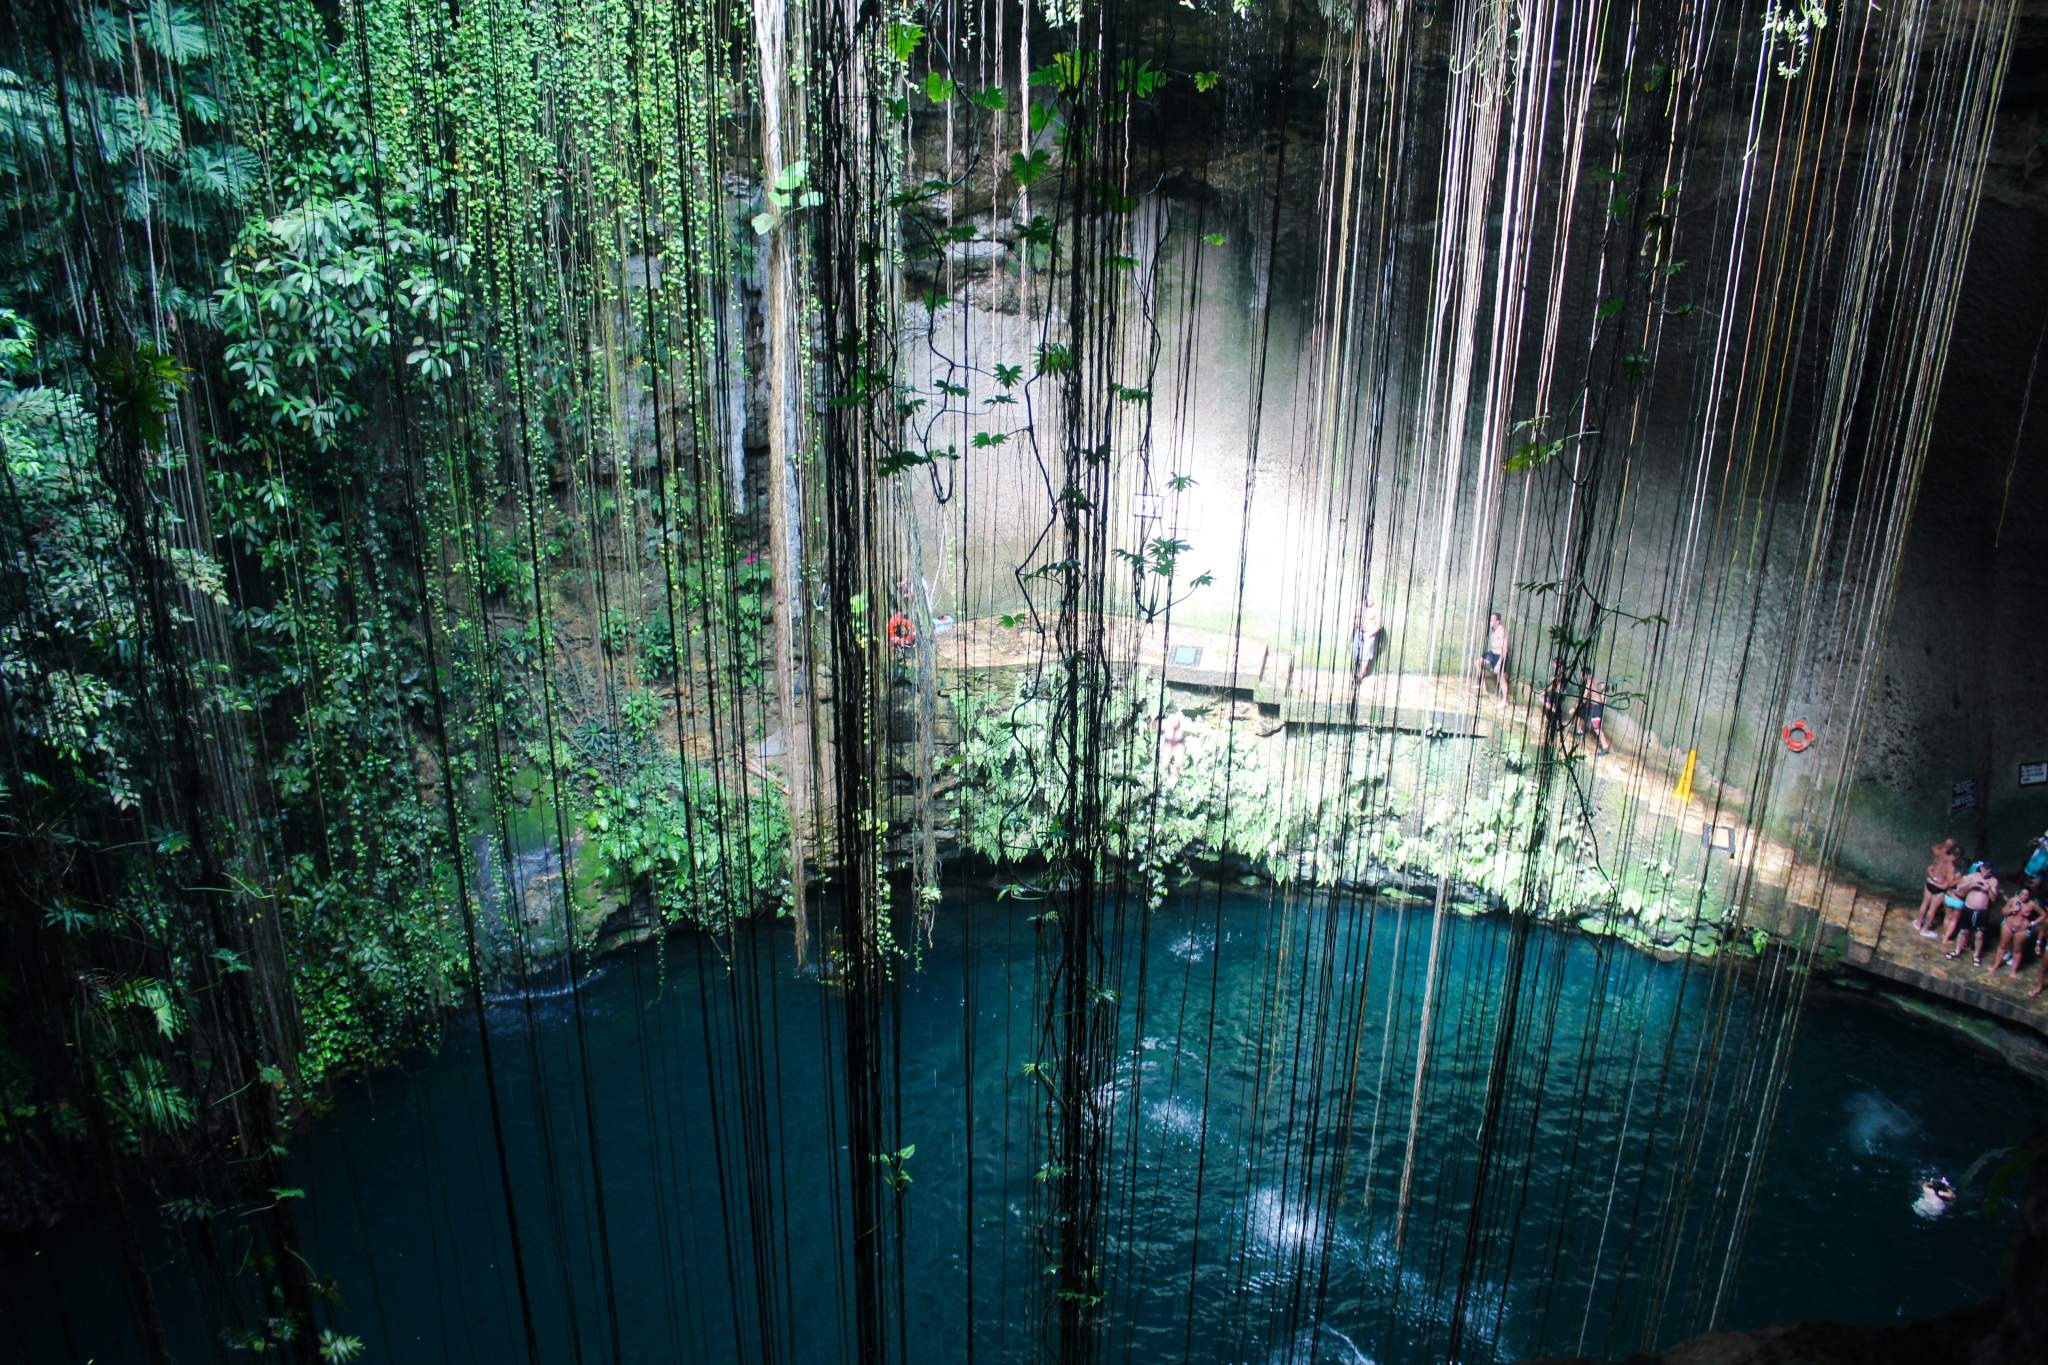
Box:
xmin=1913 ymin=1175 xmax=1956 ymax=1219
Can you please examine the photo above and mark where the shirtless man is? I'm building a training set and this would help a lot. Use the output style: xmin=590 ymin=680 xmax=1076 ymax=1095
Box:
xmin=1475 ymin=611 xmax=1509 ymax=707
xmin=1916 ymin=838 xmax=1961 ymax=936
xmin=1944 ymin=862 xmax=2000 ymax=967
xmin=1353 ymin=591 xmax=1385 ymax=680
xmin=1574 ymin=667 xmax=1612 ymax=755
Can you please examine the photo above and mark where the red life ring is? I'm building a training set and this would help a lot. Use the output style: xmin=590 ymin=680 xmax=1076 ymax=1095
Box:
xmin=1782 ymin=719 xmax=1814 ymax=752
xmin=886 ymin=612 xmax=918 ymax=649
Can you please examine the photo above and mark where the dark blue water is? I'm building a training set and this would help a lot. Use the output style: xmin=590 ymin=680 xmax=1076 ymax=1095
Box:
xmin=10 ymin=885 xmax=2041 ymax=1362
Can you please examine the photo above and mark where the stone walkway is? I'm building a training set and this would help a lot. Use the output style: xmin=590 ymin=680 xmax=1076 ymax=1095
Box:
xmin=933 ymin=615 xmax=2048 ymax=1034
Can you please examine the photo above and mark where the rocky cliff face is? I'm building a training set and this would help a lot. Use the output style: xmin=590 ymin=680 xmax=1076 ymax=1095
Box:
xmin=878 ymin=0 xmax=2048 ymax=896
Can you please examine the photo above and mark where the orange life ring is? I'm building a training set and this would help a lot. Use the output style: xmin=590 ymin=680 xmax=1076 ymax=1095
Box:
xmin=1783 ymin=719 xmax=1814 ymax=753
xmin=886 ymin=612 xmax=917 ymax=649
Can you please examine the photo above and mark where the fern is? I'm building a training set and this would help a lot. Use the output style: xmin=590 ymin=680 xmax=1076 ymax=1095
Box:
xmin=115 ymin=1058 xmax=194 ymax=1135
xmin=139 ymin=2 xmax=212 ymax=65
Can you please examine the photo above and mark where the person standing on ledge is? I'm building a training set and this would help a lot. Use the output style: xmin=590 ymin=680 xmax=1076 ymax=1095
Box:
xmin=1575 ymin=667 xmax=1612 ymax=755
xmin=1476 ymin=610 xmax=1510 ymax=708
xmin=1994 ymin=885 xmax=2041 ymax=977
xmin=1353 ymin=590 xmax=1385 ymax=681
xmin=1944 ymin=862 xmax=2001 ymax=967
xmin=2024 ymin=829 xmax=2048 ymax=886
xmin=1917 ymin=837 xmax=1962 ymax=937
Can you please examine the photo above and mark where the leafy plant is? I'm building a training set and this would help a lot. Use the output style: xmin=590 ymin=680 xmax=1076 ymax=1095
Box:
xmin=582 ymin=759 xmax=790 ymax=934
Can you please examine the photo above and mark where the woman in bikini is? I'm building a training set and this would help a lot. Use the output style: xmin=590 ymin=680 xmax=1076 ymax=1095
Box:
xmin=1917 ymin=838 xmax=1961 ymax=936
xmin=1945 ymin=863 xmax=2000 ymax=967
xmin=1994 ymin=886 xmax=2042 ymax=978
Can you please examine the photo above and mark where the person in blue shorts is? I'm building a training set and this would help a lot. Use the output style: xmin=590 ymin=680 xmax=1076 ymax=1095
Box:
xmin=1352 ymin=591 xmax=1384 ymax=681
xmin=1475 ymin=611 xmax=1509 ymax=708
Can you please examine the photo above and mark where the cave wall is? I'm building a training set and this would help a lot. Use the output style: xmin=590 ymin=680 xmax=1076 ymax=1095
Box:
xmin=878 ymin=2 xmax=2048 ymax=901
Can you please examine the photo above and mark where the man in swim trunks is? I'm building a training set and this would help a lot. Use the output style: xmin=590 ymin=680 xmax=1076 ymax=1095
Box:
xmin=1917 ymin=837 xmax=1962 ymax=936
xmin=1475 ymin=611 xmax=1509 ymax=708
xmin=1573 ymin=667 xmax=1611 ymax=755
xmin=1944 ymin=862 xmax=2000 ymax=967
xmin=1352 ymin=591 xmax=1384 ymax=681
xmin=1939 ymin=861 xmax=1981 ymax=949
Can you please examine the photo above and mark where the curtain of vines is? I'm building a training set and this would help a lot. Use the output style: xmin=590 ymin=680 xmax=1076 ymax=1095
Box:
xmin=0 ymin=0 xmax=2028 ymax=1362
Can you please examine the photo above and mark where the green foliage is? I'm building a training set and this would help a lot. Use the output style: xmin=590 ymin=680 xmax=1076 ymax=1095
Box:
xmin=752 ymin=159 xmax=823 ymax=236
xmin=320 ymin=1330 xmax=368 ymax=1362
xmin=0 ymin=4 xmax=799 ymax=1352
xmin=1763 ymin=2 xmax=1830 ymax=80
xmin=0 ymin=328 xmax=145 ymax=808
xmin=872 ymin=1143 xmax=915 ymax=1192
xmin=0 ymin=4 xmax=242 ymax=317
xmin=884 ymin=22 xmax=925 ymax=64
xmin=953 ymin=674 xmax=1397 ymax=909
xmin=582 ymin=758 xmax=790 ymax=934
xmin=1505 ymin=413 xmax=1594 ymax=474
xmin=954 ymin=678 xmax=1721 ymax=937
xmin=214 ymin=132 xmax=470 ymax=445
xmin=1011 ymin=148 xmax=1052 ymax=189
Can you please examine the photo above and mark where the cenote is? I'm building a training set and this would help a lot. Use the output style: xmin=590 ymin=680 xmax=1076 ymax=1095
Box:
xmin=8 ymin=0 xmax=2048 ymax=1360
xmin=15 ymin=885 xmax=2039 ymax=1363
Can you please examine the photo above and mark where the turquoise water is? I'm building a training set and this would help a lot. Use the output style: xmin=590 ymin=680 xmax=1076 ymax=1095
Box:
xmin=9 ymin=885 xmax=2040 ymax=1362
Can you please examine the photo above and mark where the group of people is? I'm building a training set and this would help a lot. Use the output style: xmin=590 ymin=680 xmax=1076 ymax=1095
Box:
xmin=1913 ymin=831 xmax=2048 ymax=995
xmin=1348 ymin=600 xmax=1612 ymax=755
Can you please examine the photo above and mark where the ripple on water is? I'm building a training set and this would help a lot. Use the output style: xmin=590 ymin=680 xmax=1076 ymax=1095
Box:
xmin=1246 ymin=1185 xmax=1327 ymax=1255
xmin=1846 ymin=1090 xmax=1917 ymax=1155
xmin=1267 ymin=1323 xmax=1377 ymax=1365
xmin=1241 ymin=1185 xmax=1365 ymax=1295
xmin=1350 ymin=1228 xmax=1515 ymax=1360
xmin=1147 ymin=1095 xmax=1208 ymax=1145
